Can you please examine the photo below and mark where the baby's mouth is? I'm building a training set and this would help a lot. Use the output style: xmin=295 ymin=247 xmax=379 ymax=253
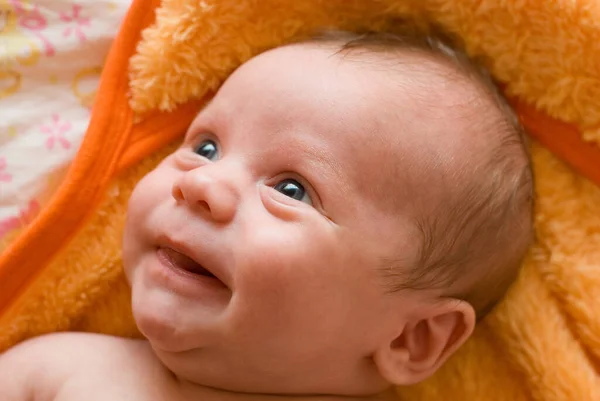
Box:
xmin=159 ymin=247 xmax=216 ymax=279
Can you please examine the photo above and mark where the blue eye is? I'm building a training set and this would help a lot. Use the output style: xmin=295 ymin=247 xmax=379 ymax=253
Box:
xmin=273 ymin=179 xmax=311 ymax=204
xmin=194 ymin=139 xmax=219 ymax=160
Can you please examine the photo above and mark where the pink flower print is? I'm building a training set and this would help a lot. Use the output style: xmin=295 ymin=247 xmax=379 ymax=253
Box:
xmin=0 ymin=215 xmax=21 ymax=238
xmin=21 ymin=199 xmax=40 ymax=222
xmin=17 ymin=3 xmax=45 ymax=29
xmin=60 ymin=4 xmax=90 ymax=43
xmin=0 ymin=200 xmax=40 ymax=238
xmin=12 ymin=1 xmax=55 ymax=56
xmin=0 ymin=158 xmax=11 ymax=183
xmin=41 ymin=114 xmax=72 ymax=150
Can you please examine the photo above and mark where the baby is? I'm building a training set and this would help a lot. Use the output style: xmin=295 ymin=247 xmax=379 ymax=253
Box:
xmin=0 ymin=31 xmax=533 ymax=401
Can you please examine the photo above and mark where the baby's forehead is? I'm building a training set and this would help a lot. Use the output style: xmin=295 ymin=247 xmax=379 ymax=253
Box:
xmin=315 ymin=50 xmax=487 ymax=190
xmin=207 ymin=42 xmax=492 ymax=207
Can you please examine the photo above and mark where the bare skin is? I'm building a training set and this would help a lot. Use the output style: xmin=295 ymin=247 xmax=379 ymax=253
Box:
xmin=0 ymin=42 xmax=482 ymax=400
xmin=0 ymin=333 xmax=398 ymax=401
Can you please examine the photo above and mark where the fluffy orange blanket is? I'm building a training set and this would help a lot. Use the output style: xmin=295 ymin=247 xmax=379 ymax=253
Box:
xmin=1 ymin=0 xmax=600 ymax=399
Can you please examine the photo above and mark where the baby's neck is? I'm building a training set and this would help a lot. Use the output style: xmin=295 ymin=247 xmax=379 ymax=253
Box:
xmin=176 ymin=375 xmax=398 ymax=401
xmin=146 ymin=343 xmax=398 ymax=401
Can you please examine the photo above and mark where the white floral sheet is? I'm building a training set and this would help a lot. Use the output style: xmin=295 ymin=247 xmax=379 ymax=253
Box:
xmin=0 ymin=0 xmax=130 ymax=238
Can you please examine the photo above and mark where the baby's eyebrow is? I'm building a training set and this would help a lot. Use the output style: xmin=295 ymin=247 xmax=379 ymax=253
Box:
xmin=202 ymin=99 xmax=214 ymax=110
xmin=186 ymin=100 xmax=219 ymax=135
xmin=196 ymin=99 xmax=216 ymax=121
xmin=296 ymin=141 xmax=345 ymax=184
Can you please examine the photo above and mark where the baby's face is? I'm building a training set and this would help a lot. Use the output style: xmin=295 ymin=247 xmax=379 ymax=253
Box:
xmin=123 ymin=44 xmax=442 ymax=394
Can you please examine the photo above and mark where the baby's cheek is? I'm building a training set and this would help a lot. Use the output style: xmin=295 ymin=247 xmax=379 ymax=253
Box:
xmin=127 ymin=167 xmax=177 ymax=225
xmin=235 ymin=222 xmax=340 ymax=303
xmin=123 ymin=166 xmax=174 ymax=275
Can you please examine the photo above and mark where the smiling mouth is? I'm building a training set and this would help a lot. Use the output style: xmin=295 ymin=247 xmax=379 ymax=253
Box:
xmin=159 ymin=247 xmax=217 ymax=279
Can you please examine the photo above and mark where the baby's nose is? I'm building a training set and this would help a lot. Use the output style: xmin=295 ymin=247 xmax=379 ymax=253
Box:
xmin=171 ymin=166 xmax=240 ymax=223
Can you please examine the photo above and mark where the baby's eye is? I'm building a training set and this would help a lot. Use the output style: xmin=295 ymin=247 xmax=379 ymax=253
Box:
xmin=273 ymin=179 xmax=312 ymax=205
xmin=194 ymin=139 xmax=219 ymax=160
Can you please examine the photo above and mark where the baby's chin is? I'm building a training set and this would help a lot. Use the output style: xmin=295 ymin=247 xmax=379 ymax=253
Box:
xmin=128 ymin=251 xmax=232 ymax=350
xmin=131 ymin=289 xmax=223 ymax=354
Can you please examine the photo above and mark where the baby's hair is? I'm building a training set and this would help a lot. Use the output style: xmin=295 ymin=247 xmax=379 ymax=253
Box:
xmin=309 ymin=30 xmax=534 ymax=320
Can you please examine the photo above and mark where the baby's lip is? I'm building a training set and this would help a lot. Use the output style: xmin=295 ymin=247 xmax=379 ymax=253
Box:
xmin=160 ymin=247 xmax=215 ymax=278
xmin=156 ymin=236 xmax=231 ymax=289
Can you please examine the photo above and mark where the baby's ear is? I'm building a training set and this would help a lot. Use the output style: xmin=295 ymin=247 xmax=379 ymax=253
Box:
xmin=373 ymin=299 xmax=476 ymax=386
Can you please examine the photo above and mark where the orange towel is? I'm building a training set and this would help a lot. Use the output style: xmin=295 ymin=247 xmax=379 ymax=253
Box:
xmin=0 ymin=0 xmax=202 ymax=320
xmin=1 ymin=0 xmax=600 ymax=400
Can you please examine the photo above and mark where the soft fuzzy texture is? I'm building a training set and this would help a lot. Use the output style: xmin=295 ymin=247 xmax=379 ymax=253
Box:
xmin=1 ymin=0 xmax=600 ymax=400
xmin=129 ymin=0 xmax=600 ymax=146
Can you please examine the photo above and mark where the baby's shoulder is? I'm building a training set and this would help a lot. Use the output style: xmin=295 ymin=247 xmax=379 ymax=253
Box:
xmin=10 ymin=332 xmax=150 ymax=371
xmin=0 ymin=332 xmax=162 ymax=401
